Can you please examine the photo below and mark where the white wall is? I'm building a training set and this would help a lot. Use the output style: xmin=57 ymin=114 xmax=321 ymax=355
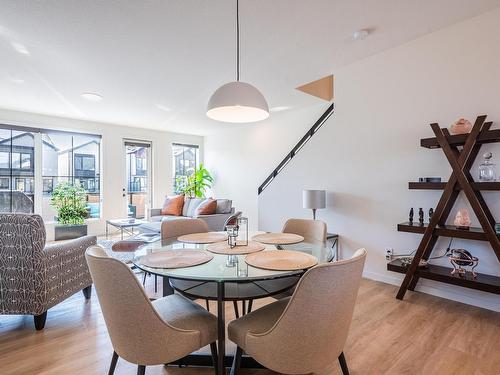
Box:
xmin=0 ymin=108 xmax=203 ymax=240
xmin=204 ymin=103 xmax=327 ymax=229
xmin=206 ymin=8 xmax=500 ymax=311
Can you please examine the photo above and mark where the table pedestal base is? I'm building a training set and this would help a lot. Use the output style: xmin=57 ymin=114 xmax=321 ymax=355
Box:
xmin=168 ymin=353 xmax=265 ymax=369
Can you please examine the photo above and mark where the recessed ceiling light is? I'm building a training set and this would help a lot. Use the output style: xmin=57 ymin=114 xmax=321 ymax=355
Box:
xmin=353 ymin=29 xmax=369 ymax=41
xmin=81 ymin=92 xmax=103 ymax=101
xmin=270 ymin=106 xmax=291 ymax=112
xmin=11 ymin=41 xmax=30 ymax=55
xmin=156 ymin=104 xmax=171 ymax=112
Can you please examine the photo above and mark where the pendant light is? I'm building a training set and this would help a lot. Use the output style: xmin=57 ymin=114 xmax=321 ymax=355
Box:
xmin=207 ymin=0 xmax=269 ymax=123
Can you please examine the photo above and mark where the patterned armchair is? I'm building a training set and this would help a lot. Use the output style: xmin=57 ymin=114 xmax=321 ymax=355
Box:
xmin=0 ymin=213 xmax=96 ymax=330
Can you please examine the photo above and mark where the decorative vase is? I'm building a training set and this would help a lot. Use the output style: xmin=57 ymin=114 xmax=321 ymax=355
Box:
xmin=454 ymin=209 xmax=471 ymax=229
xmin=478 ymin=152 xmax=496 ymax=181
xmin=450 ymin=118 xmax=472 ymax=135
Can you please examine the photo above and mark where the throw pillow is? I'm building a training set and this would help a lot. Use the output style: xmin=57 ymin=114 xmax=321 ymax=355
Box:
xmin=161 ymin=194 xmax=184 ymax=216
xmin=195 ymin=198 xmax=217 ymax=215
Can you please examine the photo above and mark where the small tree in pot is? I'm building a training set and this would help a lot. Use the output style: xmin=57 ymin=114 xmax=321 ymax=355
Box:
xmin=175 ymin=163 xmax=213 ymax=198
xmin=50 ymin=182 xmax=89 ymax=240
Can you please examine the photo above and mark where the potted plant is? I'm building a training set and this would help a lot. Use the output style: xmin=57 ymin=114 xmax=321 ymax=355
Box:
xmin=50 ymin=182 xmax=89 ymax=240
xmin=175 ymin=163 xmax=214 ymax=198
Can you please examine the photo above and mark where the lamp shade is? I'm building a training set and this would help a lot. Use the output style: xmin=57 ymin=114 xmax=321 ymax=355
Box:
xmin=207 ymin=81 xmax=269 ymax=123
xmin=303 ymin=190 xmax=326 ymax=209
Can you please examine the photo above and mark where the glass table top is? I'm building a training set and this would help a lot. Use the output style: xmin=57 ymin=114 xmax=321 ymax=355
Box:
xmin=132 ymin=232 xmax=333 ymax=283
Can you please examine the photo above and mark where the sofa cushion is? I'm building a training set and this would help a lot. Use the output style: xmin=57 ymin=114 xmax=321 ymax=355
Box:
xmin=161 ymin=194 xmax=184 ymax=216
xmin=195 ymin=198 xmax=217 ymax=215
xmin=216 ymin=199 xmax=232 ymax=214
xmin=182 ymin=197 xmax=192 ymax=217
xmin=186 ymin=197 xmax=204 ymax=217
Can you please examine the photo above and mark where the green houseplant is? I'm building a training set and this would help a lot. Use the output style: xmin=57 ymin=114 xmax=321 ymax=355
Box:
xmin=50 ymin=182 xmax=89 ymax=240
xmin=175 ymin=163 xmax=214 ymax=198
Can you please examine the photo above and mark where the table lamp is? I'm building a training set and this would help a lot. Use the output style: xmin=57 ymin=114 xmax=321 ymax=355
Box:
xmin=303 ymin=189 xmax=326 ymax=220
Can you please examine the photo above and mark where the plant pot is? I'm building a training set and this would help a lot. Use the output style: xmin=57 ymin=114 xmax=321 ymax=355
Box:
xmin=54 ymin=224 xmax=88 ymax=241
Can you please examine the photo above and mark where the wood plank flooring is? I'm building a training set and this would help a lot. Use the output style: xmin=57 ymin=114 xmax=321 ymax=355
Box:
xmin=1 ymin=275 xmax=499 ymax=374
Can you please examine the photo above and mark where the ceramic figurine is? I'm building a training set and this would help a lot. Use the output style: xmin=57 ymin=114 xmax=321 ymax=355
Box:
xmin=429 ymin=208 xmax=434 ymax=220
xmin=409 ymin=208 xmax=414 ymax=224
xmin=454 ymin=209 xmax=471 ymax=229
xmin=418 ymin=208 xmax=424 ymax=225
xmin=450 ymin=118 xmax=472 ymax=135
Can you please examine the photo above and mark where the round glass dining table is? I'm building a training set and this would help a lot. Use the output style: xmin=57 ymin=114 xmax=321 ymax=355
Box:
xmin=131 ymin=233 xmax=333 ymax=374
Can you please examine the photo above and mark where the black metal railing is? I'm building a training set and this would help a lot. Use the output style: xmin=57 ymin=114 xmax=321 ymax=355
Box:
xmin=257 ymin=103 xmax=334 ymax=195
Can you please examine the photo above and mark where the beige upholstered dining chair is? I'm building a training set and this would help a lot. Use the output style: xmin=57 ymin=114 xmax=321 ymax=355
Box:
xmin=228 ymin=248 xmax=367 ymax=375
xmin=282 ymin=218 xmax=327 ymax=242
xmin=161 ymin=218 xmax=209 ymax=240
xmin=85 ymin=245 xmax=218 ymax=375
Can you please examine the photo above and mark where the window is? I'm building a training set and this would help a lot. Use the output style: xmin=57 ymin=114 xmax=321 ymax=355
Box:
xmin=0 ymin=152 xmax=9 ymax=168
xmin=42 ymin=131 xmax=101 ymax=221
xmin=172 ymin=143 xmax=199 ymax=194
xmin=0 ymin=177 xmax=9 ymax=189
xmin=0 ymin=128 xmax=36 ymax=213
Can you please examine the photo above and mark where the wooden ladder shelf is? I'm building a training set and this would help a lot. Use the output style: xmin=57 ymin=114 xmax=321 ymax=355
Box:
xmin=388 ymin=115 xmax=500 ymax=299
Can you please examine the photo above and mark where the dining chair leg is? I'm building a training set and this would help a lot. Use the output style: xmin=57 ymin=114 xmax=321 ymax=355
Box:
xmin=230 ymin=346 xmax=243 ymax=375
xmin=247 ymin=299 xmax=253 ymax=314
xmin=154 ymin=275 xmax=158 ymax=293
xmin=205 ymin=299 xmax=210 ymax=312
xmin=142 ymin=272 xmax=147 ymax=286
xmin=210 ymin=342 xmax=219 ymax=375
xmin=338 ymin=352 xmax=349 ymax=375
xmin=137 ymin=365 xmax=146 ymax=375
xmin=108 ymin=351 xmax=119 ymax=375
xmin=233 ymin=301 xmax=240 ymax=318
xmin=242 ymin=300 xmax=246 ymax=316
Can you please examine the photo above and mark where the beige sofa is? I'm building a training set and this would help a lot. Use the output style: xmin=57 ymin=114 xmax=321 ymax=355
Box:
xmin=139 ymin=197 xmax=235 ymax=232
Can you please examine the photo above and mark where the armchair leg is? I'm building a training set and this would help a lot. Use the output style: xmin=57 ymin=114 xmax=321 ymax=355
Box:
xmin=230 ymin=346 xmax=243 ymax=375
xmin=137 ymin=365 xmax=146 ymax=375
xmin=210 ymin=342 xmax=219 ymax=375
xmin=34 ymin=311 xmax=47 ymax=330
xmin=108 ymin=351 xmax=119 ymax=375
xmin=338 ymin=352 xmax=349 ymax=375
xmin=83 ymin=285 xmax=92 ymax=299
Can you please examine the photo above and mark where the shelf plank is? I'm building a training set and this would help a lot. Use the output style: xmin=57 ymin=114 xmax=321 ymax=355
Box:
xmin=387 ymin=259 xmax=500 ymax=294
xmin=397 ymin=222 xmax=500 ymax=241
xmin=420 ymin=127 xmax=500 ymax=149
xmin=408 ymin=182 xmax=500 ymax=190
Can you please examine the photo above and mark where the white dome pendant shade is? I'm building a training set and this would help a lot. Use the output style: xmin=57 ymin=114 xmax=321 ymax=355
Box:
xmin=207 ymin=81 xmax=269 ymax=123
xmin=206 ymin=0 xmax=269 ymax=124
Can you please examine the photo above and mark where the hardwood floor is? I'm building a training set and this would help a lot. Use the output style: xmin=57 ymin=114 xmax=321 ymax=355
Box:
xmin=1 ymin=276 xmax=499 ymax=375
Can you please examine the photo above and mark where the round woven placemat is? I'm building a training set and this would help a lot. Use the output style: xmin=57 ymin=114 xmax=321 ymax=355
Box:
xmin=177 ymin=232 xmax=228 ymax=244
xmin=206 ymin=241 xmax=266 ymax=255
xmin=251 ymin=233 xmax=304 ymax=245
xmin=139 ymin=250 xmax=213 ymax=269
xmin=245 ymin=250 xmax=317 ymax=271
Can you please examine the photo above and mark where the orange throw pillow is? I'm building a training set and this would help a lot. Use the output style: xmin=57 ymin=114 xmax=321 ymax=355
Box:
xmin=161 ymin=195 xmax=184 ymax=216
xmin=195 ymin=198 xmax=217 ymax=215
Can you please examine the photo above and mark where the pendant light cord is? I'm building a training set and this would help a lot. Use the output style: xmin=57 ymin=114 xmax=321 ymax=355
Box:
xmin=236 ymin=0 xmax=240 ymax=81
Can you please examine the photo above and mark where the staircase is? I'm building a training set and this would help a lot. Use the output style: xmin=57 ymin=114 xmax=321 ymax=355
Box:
xmin=258 ymin=103 xmax=334 ymax=194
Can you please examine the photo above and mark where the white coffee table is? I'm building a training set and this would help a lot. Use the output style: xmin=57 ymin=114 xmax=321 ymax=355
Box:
xmin=106 ymin=218 xmax=149 ymax=240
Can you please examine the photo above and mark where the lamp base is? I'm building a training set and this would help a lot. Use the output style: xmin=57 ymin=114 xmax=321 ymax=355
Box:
xmin=312 ymin=209 xmax=317 ymax=220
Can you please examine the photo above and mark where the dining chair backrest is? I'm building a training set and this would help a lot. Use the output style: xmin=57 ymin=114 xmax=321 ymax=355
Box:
xmin=244 ymin=248 xmax=367 ymax=374
xmin=161 ymin=218 xmax=209 ymax=240
xmin=85 ymin=246 xmax=199 ymax=365
xmin=282 ymin=218 xmax=327 ymax=242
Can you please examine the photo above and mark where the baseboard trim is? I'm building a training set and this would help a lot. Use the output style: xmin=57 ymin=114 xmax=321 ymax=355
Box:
xmin=363 ymin=270 xmax=500 ymax=312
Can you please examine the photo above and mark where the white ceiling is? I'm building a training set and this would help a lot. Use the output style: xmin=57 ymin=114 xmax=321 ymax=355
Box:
xmin=0 ymin=0 xmax=499 ymax=135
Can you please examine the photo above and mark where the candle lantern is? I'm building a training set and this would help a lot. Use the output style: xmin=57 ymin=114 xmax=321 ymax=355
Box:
xmin=237 ymin=216 xmax=248 ymax=246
